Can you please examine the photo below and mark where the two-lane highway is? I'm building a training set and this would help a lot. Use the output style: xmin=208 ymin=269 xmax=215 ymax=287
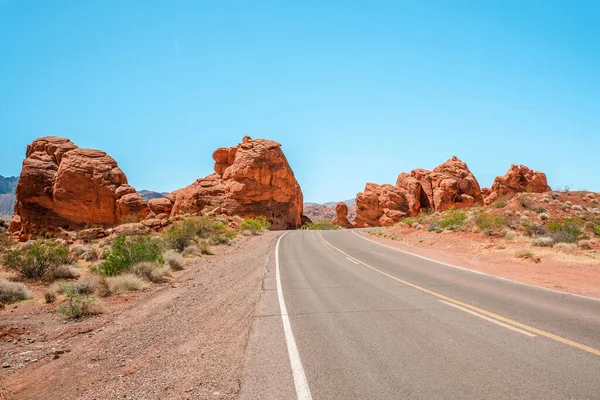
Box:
xmin=240 ymin=230 xmax=600 ymax=399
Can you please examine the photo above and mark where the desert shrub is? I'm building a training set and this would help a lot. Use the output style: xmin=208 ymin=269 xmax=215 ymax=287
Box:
xmin=96 ymin=274 xmax=148 ymax=297
xmin=47 ymin=264 xmax=80 ymax=281
xmin=0 ymin=234 xmax=14 ymax=254
xmin=539 ymin=213 xmax=550 ymax=221
xmin=0 ymin=279 xmax=32 ymax=304
xmin=546 ymin=218 xmax=585 ymax=244
xmin=402 ymin=217 xmax=418 ymax=225
xmin=164 ymin=249 xmax=185 ymax=270
xmin=199 ymin=240 xmax=213 ymax=255
xmin=515 ymin=249 xmax=534 ymax=259
xmin=164 ymin=219 xmax=197 ymax=252
xmin=240 ymin=216 xmax=271 ymax=233
xmin=71 ymin=245 xmax=98 ymax=261
xmin=208 ymin=233 xmax=231 ymax=245
xmin=493 ymin=199 xmax=507 ymax=209
xmin=532 ymin=206 xmax=547 ymax=214
xmin=595 ymin=225 xmax=600 ymax=237
xmin=474 ymin=213 xmax=507 ymax=236
xmin=437 ymin=208 xmax=468 ymax=231
xmin=521 ymin=221 xmax=548 ymax=237
xmin=195 ymin=216 xmax=227 ymax=238
xmin=131 ymin=262 xmax=168 ymax=283
xmin=554 ymin=242 xmax=577 ymax=252
xmin=58 ymin=283 xmax=99 ymax=319
xmin=100 ymin=235 xmax=163 ymax=276
xmin=44 ymin=290 xmax=57 ymax=304
xmin=578 ymin=240 xmax=593 ymax=250
xmin=572 ymin=204 xmax=585 ymax=211
xmin=181 ymin=245 xmax=201 ymax=258
xmin=531 ymin=237 xmax=554 ymax=247
xmin=58 ymin=279 xmax=95 ymax=296
xmin=518 ymin=194 xmax=533 ymax=209
xmin=305 ymin=221 xmax=340 ymax=230
xmin=3 ymin=240 xmax=71 ymax=280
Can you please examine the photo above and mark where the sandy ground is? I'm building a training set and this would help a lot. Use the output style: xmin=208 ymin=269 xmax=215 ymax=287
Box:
xmin=0 ymin=232 xmax=277 ymax=400
xmin=366 ymin=227 xmax=600 ymax=299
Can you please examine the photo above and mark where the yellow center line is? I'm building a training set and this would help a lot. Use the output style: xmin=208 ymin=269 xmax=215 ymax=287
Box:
xmin=318 ymin=232 xmax=600 ymax=357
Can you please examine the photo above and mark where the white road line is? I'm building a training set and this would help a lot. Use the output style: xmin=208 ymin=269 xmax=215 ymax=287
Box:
xmin=439 ymin=300 xmax=537 ymax=337
xmin=345 ymin=256 xmax=359 ymax=264
xmin=352 ymin=231 xmax=600 ymax=303
xmin=275 ymin=232 xmax=313 ymax=400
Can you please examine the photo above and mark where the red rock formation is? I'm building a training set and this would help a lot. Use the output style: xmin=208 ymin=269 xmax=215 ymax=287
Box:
xmin=354 ymin=183 xmax=409 ymax=228
xmin=170 ymin=136 xmax=303 ymax=230
xmin=10 ymin=137 xmax=149 ymax=236
xmin=484 ymin=165 xmax=550 ymax=205
xmin=409 ymin=157 xmax=482 ymax=212
xmin=332 ymin=202 xmax=353 ymax=228
xmin=395 ymin=173 xmax=424 ymax=215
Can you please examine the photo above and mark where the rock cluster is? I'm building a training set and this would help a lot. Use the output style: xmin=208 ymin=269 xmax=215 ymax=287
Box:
xmin=484 ymin=165 xmax=550 ymax=205
xmin=167 ymin=136 xmax=304 ymax=230
xmin=355 ymin=156 xmax=483 ymax=227
xmin=9 ymin=137 xmax=149 ymax=238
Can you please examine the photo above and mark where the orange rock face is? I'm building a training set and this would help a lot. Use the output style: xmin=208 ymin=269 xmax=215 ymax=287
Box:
xmin=332 ymin=202 xmax=353 ymax=228
xmin=10 ymin=137 xmax=149 ymax=236
xmin=484 ymin=165 xmax=550 ymax=205
xmin=355 ymin=156 xmax=483 ymax=227
xmin=354 ymin=183 xmax=409 ymax=228
xmin=169 ymin=136 xmax=303 ymax=230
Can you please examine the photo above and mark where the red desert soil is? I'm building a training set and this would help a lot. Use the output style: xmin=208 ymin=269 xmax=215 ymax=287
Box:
xmin=1 ymin=232 xmax=276 ymax=400
xmin=366 ymin=227 xmax=600 ymax=299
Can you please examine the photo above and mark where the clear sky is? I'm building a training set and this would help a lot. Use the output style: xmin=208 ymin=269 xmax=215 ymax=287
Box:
xmin=1 ymin=1 xmax=598 ymax=203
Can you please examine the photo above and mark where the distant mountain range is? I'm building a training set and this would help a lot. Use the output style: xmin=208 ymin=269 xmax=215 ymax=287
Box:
xmin=139 ymin=190 xmax=168 ymax=201
xmin=0 ymin=175 xmax=18 ymax=218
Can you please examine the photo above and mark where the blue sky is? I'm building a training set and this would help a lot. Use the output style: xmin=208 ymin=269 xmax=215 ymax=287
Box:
xmin=1 ymin=1 xmax=598 ymax=203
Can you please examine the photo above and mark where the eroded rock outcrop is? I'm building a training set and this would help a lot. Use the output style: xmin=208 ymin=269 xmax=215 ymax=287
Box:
xmin=354 ymin=183 xmax=409 ymax=228
xmin=332 ymin=201 xmax=353 ymax=228
xmin=355 ymin=156 xmax=483 ymax=227
xmin=169 ymin=136 xmax=303 ymax=230
xmin=484 ymin=165 xmax=550 ymax=205
xmin=10 ymin=137 xmax=149 ymax=236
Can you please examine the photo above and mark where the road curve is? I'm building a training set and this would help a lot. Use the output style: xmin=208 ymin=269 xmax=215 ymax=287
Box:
xmin=240 ymin=230 xmax=600 ymax=400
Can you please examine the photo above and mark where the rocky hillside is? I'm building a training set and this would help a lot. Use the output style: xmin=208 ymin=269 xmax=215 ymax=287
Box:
xmin=139 ymin=190 xmax=167 ymax=202
xmin=355 ymin=157 xmax=549 ymax=227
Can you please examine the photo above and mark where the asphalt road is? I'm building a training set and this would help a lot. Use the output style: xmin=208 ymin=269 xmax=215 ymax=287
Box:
xmin=240 ymin=230 xmax=600 ymax=400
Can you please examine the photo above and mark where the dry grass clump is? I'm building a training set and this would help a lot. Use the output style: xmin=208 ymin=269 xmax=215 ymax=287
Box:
xmin=56 ymin=279 xmax=95 ymax=296
xmin=71 ymin=244 xmax=99 ymax=261
xmin=578 ymin=240 xmax=593 ymax=250
xmin=199 ymin=240 xmax=213 ymax=255
xmin=181 ymin=245 xmax=201 ymax=258
xmin=531 ymin=237 xmax=554 ymax=247
xmin=163 ymin=249 xmax=185 ymax=271
xmin=554 ymin=242 xmax=577 ymax=252
xmin=96 ymin=274 xmax=148 ymax=297
xmin=0 ymin=279 xmax=32 ymax=304
xmin=515 ymin=249 xmax=534 ymax=259
xmin=131 ymin=262 xmax=169 ymax=283
xmin=47 ymin=264 xmax=80 ymax=281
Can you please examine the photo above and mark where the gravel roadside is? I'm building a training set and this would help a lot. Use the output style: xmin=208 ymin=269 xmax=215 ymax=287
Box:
xmin=2 ymin=232 xmax=277 ymax=399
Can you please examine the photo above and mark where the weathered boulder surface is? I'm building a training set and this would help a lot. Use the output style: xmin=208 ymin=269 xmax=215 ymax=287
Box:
xmin=355 ymin=156 xmax=483 ymax=227
xmin=484 ymin=164 xmax=550 ymax=205
xmin=10 ymin=137 xmax=149 ymax=236
xmin=170 ymin=136 xmax=303 ymax=230
xmin=354 ymin=183 xmax=409 ymax=228
xmin=332 ymin=201 xmax=353 ymax=228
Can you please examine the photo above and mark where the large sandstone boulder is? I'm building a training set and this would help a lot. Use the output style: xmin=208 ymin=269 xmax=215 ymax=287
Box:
xmin=10 ymin=137 xmax=150 ymax=236
xmin=170 ymin=136 xmax=303 ymax=230
xmin=354 ymin=183 xmax=409 ymax=228
xmin=410 ymin=157 xmax=482 ymax=212
xmin=484 ymin=165 xmax=550 ymax=205
xmin=332 ymin=202 xmax=353 ymax=228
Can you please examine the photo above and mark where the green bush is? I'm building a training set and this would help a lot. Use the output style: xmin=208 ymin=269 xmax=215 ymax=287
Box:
xmin=493 ymin=199 xmax=507 ymax=209
xmin=437 ymin=208 xmax=468 ymax=230
xmin=58 ymin=286 xmax=98 ymax=319
xmin=195 ymin=216 xmax=227 ymax=238
xmin=474 ymin=213 xmax=507 ymax=236
xmin=3 ymin=240 xmax=71 ymax=280
xmin=547 ymin=218 xmax=585 ymax=243
xmin=164 ymin=219 xmax=197 ymax=252
xmin=305 ymin=220 xmax=340 ymax=230
xmin=100 ymin=235 xmax=163 ymax=276
xmin=240 ymin=216 xmax=271 ymax=232
xmin=595 ymin=225 xmax=600 ymax=237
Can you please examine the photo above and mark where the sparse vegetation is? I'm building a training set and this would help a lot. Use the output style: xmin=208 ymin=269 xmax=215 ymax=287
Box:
xmin=164 ymin=219 xmax=197 ymax=252
xmin=47 ymin=264 xmax=80 ymax=281
xmin=429 ymin=207 xmax=468 ymax=232
xmin=163 ymin=249 xmax=184 ymax=271
xmin=474 ymin=213 xmax=507 ymax=236
xmin=100 ymin=235 xmax=163 ymax=276
xmin=3 ymin=240 xmax=71 ymax=280
xmin=0 ymin=279 xmax=32 ymax=304
xmin=531 ymin=237 xmax=554 ymax=247
xmin=493 ymin=199 xmax=508 ymax=209
xmin=546 ymin=218 xmax=585 ymax=244
xmin=515 ymin=249 xmax=534 ymax=259
xmin=240 ymin=216 xmax=271 ymax=233
xmin=131 ymin=262 xmax=169 ymax=283
xmin=58 ymin=282 xmax=99 ymax=319
xmin=305 ymin=220 xmax=340 ymax=230
xmin=96 ymin=274 xmax=148 ymax=297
